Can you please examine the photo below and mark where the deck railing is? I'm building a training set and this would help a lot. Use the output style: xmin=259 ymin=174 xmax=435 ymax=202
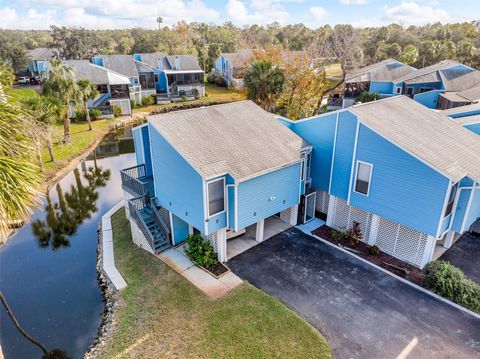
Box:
xmin=96 ymin=105 xmax=114 ymax=116
xmin=128 ymin=196 xmax=155 ymax=251
xmin=121 ymin=164 xmax=149 ymax=197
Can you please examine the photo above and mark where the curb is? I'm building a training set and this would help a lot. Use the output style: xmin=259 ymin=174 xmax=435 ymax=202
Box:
xmin=311 ymin=233 xmax=480 ymax=320
xmin=100 ymin=201 xmax=127 ymax=290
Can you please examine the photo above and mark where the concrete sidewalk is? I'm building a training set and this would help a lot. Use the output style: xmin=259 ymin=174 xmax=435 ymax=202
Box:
xmin=157 ymin=246 xmax=242 ymax=300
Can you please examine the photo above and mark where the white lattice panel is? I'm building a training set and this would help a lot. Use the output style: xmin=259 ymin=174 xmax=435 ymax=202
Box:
xmin=280 ymin=208 xmax=291 ymax=223
xmin=330 ymin=197 xmax=372 ymax=243
xmin=315 ymin=190 xmax=330 ymax=214
xmin=158 ymin=207 xmax=171 ymax=232
xmin=204 ymin=231 xmax=218 ymax=252
xmin=130 ymin=218 xmax=154 ymax=254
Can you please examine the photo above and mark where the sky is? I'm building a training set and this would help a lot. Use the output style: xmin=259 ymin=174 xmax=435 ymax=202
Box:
xmin=0 ymin=0 xmax=479 ymax=30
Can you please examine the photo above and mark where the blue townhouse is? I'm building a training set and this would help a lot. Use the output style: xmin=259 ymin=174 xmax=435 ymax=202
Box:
xmin=341 ymin=59 xmax=416 ymax=108
xmin=121 ymin=101 xmax=307 ymax=262
xmin=442 ymin=102 xmax=480 ymax=136
xmin=133 ymin=53 xmax=205 ymax=100
xmin=120 ymin=98 xmax=480 ymax=269
xmin=63 ymin=60 xmax=132 ymax=116
xmin=27 ymin=48 xmax=56 ymax=80
xmin=281 ymin=96 xmax=480 ymax=268
xmin=213 ymin=49 xmax=254 ymax=90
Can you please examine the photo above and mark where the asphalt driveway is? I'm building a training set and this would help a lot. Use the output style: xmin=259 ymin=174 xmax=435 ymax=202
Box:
xmin=439 ymin=232 xmax=480 ymax=284
xmin=228 ymin=228 xmax=480 ymax=359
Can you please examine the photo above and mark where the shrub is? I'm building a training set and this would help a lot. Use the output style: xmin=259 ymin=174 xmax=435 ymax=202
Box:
xmin=113 ymin=105 xmax=122 ymax=117
xmin=74 ymin=109 xmax=86 ymax=121
xmin=346 ymin=221 xmax=363 ymax=245
xmin=181 ymin=95 xmax=188 ymax=102
xmin=89 ymin=108 xmax=102 ymax=120
xmin=207 ymin=72 xmax=217 ymax=83
xmin=355 ymin=92 xmax=379 ymax=104
xmin=369 ymin=245 xmax=380 ymax=256
xmin=423 ymin=261 xmax=480 ymax=313
xmin=193 ymin=88 xmax=200 ymax=98
xmin=183 ymin=234 xmax=219 ymax=268
xmin=215 ymin=74 xmax=226 ymax=87
xmin=141 ymin=95 xmax=155 ymax=107
xmin=329 ymin=228 xmax=346 ymax=243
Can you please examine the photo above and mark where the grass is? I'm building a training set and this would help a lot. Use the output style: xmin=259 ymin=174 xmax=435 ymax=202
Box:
xmin=132 ymin=82 xmax=245 ymax=114
xmin=97 ymin=210 xmax=331 ymax=359
xmin=7 ymin=88 xmax=39 ymax=100
xmin=41 ymin=119 xmax=116 ymax=174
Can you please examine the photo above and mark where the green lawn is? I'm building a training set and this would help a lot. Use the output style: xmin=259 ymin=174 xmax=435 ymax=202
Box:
xmin=133 ymin=82 xmax=245 ymax=114
xmin=7 ymin=88 xmax=39 ymax=100
xmin=42 ymin=119 xmax=115 ymax=174
xmin=98 ymin=210 xmax=331 ymax=359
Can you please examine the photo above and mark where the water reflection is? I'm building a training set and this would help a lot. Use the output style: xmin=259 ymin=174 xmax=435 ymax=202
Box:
xmin=31 ymin=166 xmax=111 ymax=250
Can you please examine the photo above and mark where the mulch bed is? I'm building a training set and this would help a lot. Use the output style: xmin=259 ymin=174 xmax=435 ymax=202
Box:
xmin=204 ymin=262 xmax=230 ymax=278
xmin=313 ymin=225 xmax=425 ymax=286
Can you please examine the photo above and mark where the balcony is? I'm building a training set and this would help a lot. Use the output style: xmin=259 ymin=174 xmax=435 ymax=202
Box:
xmin=120 ymin=164 xmax=153 ymax=197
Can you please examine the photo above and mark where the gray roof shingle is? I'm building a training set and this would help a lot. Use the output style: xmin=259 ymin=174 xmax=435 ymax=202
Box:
xmin=27 ymin=48 xmax=56 ymax=60
xmin=345 ymin=59 xmax=416 ymax=83
xmin=95 ymin=54 xmax=139 ymax=77
xmin=350 ymin=96 xmax=480 ymax=183
xmin=393 ymin=60 xmax=460 ymax=84
xmin=136 ymin=53 xmax=202 ymax=71
xmin=63 ymin=60 xmax=130 ymax=85
xmin=148 ymin=101 xmax=303 ymax=181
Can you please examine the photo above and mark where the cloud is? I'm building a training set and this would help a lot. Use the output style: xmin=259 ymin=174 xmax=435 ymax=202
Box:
xmin=226 ymin=0 xmax=290 ymax=25
xmin=309 ymin=6 xmax=327 ymax=21
xmin=0 ymin=7 xmax=58 ymax=29
xmin=384 ymin=1 xmax=452 ymax=25
xmin=340 ymin=0 xmax=368 ymax=4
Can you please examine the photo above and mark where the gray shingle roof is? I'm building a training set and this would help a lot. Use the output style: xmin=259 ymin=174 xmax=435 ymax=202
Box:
xmin=95 ymin=54 xmax=139 ymax=77
xmin=27 ymin=47 xmax=55 ymax=60
xmin=393 ymin=60 xmax=460 ymax=84
xmin=221 ymin=49 xmax=255 ymax=68
xmin=63 ymin=60 xmax=130 ymax=85
xmin=350 ymin=96 xmax=480 ymax=183
xmin=135 ymin=60 xmax=154 ymax=73
xmin=345 ymin=59 xmax=416 ymax=83
xmin=439 ymin=68 xmax=480 ymax=92
xmin=135 ymin=53 xmax=167 ymax=68
xmin=441 ymin=102 xmax=480 ymax=116
xmin=453 ymin=114 xmax=480 ymax=126
xmin=135 ymin=53 xmax=202 ymax=71
xmin=148 ymin=101 xmax=303 ymax=181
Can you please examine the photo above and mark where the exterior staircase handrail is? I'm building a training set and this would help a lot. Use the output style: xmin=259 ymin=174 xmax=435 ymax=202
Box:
xmin=128 ymin=196 xmax=156 ymax=252
xmin=149 ymin=197 xmax=171 ymax=237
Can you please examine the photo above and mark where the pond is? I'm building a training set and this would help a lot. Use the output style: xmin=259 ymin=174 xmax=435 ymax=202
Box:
xmin=0 ymin=127 xmax=136 ymax=359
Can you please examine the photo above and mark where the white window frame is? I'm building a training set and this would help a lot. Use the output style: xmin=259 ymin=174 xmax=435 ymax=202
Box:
xmin=206 ymin=178 xmax=226 ymax=218
xmin=395 ymin=87 xmax=401 ymax=94
xmin=353 ymin=161 xmax=373 ymax=196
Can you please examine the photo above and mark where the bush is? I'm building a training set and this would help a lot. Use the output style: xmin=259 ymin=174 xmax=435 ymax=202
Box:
xmin=207 ymin=72 xmax=217 ymax=83
xmin=89 ymin=108 xmax=102 ymax=120
xmin=181 ymin=95 xmax=188 ymax=102
xmin=183 ymin=234 xmax=219 ymax=268
xmin=193 ymin=88 xmax=200 ymax=99
xmin=329 ymin=228 xmax=346 ymax=243
xmin=355 ymin=92 xmax=380 ymax=104
xmin=369 ymin=245 xmax=380 ymax=256
xmin=74 ymin=109 xmax=86 ymax=121
xmin=113 ymin=105 xmax=122 ymax=117
xmin=423 ymin=261 xmax=480 ymax=313
xmin=215 ymin=74 xmax=226 ymax=87
xmin=346 ymin=221 xmax=362 ymax=245
xmin=141 ymin=95 xmax=155 ymax=107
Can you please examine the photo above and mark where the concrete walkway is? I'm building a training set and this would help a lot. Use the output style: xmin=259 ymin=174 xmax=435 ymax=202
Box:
xmin=157 ymin=246 xmax=242 ymax=300
xmin=229 ymin=227 xmax=480 ymax=359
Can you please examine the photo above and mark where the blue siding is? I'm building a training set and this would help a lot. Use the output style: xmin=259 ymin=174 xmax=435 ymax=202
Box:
xmin=414 ymin=90 xmax=443 ymax=109
xmin=451 ymin=178 xmax=474 ymax=232
xmin=290 ymin=112 xmax=337 ymax=192
xmin=148 ymin=123 xmax=205 ymax=232
xmin=276 ymin=117 xmax=294 ymax=129
xmin=132 ymin=126 xmax=153 ymax=177
xmin=228 ymin=186 xmax=236 ymax=230
xmin=236 ymin=163 xmax=301 ymax=229
xmin=158 ymin=72 xmax=168 ymax=92
xmin=464 ymin=123 xmax=480 ymax=135
xmin=133 ymin=127 xmax=145 ymax=167
xmin=464 ymin=185 xmax=480 ymax=231
xmin=369 ymin=81 xmax=393 ymax=95
xmin=208 ymin=210 xmax=228 ymax=233
xmin=92 ymin=57 xmax=104 ymax=67
xmin=330 ymin=111 xmax=358 ymax=200
xmin=448 ymin=109 xmax=480 ymax=118
xmin=134 ymin=54 xmax=142 ymax=61
xmin=172 ymin=213 xmax=189 ymax=245
xmin=350 ymin=125 xmax=450 ymax=236
xmin=405 ymin=82 xmax=442 ymax=95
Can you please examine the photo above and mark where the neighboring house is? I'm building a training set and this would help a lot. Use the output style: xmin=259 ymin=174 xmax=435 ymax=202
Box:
xmin=133 ymin=53 xmax=205 ymax=101
xmin=281 ymin=96 xmax=480 ymax=268
xmin=340 ymin=59 xmax=416 ymax=108
xmin=436 ymin=84 xmax=480 ymax=110
xmin=92 ymin=54 xmax=156 ymax=104
xmin=26 ymin=48 xmax=56 ymax=80
xmin=214 ymin=49 xmax=254 ymax=90
xmin=441 ymin=102 xmax=480 ymax=136
xmin=64 ymin=60 xmax=132 ymax=116
xmin=120 ymin=101 xmax=309 ymax=261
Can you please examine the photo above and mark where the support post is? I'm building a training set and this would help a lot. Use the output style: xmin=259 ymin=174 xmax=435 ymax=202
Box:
xmin=326 ymin=196 xmax=336 ymax=227
xmin=420 ymin=236 xmax=437 ymax=268
xmin=290 ymin=205 xmax=299 ymax=226
xmin=217 ymin=229 xmax=227 ymax=262
xmin=443 ymin=230 xmax=455 ymax=249
xmin=368 ymin=214 xmax=379 ymax=245
xmin=255 ymin=219 xmax=265 ymax=243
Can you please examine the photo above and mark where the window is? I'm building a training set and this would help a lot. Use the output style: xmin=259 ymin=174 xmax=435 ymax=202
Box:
xmin=207 ymin=179 xmax=225 ymax=217
xmin=395 ymin=87 xmax=401 ymax=94
xmin=444 ymin=184 xmax=457 ymax=218
xmin=354 ymin=162 xmax=373 ymax=196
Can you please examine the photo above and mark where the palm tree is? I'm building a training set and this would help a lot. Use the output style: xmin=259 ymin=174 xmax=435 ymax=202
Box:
xmin=75 ymin=79 xmax=98 ymax=131
xmin=42 ymin=59 xmax=76 ymax=142
xmin=244 ymin=60 xmax=285 ymax=112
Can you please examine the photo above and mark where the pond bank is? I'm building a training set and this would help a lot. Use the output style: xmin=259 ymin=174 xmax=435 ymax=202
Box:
xmin=94 ymin=210 xmax=331 ymax=359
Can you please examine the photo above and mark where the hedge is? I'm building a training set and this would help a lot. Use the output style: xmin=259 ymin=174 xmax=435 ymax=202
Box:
xmin=423 ymin=260 xmax=480 ymax=313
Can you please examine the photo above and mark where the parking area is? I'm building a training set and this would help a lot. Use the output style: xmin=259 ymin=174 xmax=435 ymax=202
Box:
xmin=228 ymin=227 xmax=480 ymax=359
xmin=439 ymin=232 xmax=480 ymax=284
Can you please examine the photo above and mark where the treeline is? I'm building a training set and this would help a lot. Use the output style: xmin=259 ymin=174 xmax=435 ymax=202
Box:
xmin=1 ymin=21 xmax=480 ymax=72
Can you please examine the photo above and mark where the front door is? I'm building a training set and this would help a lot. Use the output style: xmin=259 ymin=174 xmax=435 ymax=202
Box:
xmin=304 ymin=192 xmax=316 ymax=223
